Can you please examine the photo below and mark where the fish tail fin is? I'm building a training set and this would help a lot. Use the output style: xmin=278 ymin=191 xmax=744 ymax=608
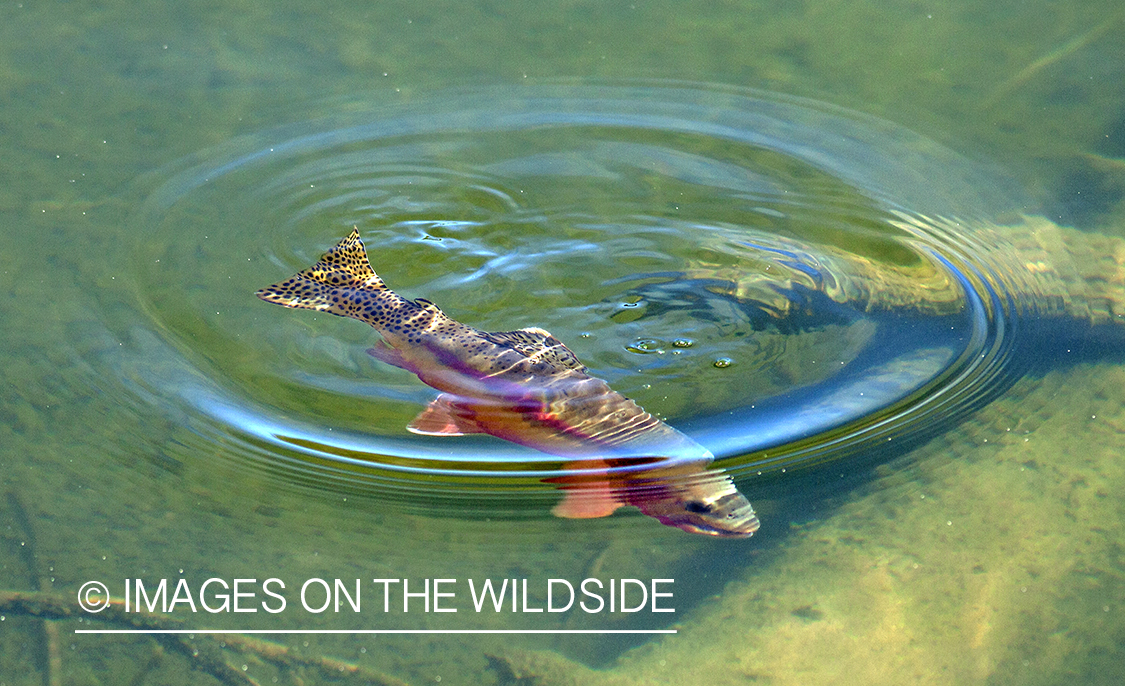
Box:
xmin=256 ymin=228 xmax=388 ymax=315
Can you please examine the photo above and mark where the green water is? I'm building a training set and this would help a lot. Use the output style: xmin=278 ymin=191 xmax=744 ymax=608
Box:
xmin=2 ymin=2 xmax=1124 ymax=685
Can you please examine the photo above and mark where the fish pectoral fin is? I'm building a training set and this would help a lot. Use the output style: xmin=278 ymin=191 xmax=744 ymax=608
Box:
xmin=551 ymin=487 xmax=624 ymax=519
xmin=407 ymin=395 xmax=482 ymax=436
xmin=366 ymin=341 xmax=411 ymax=371
xmin=548 ymin=459 xmax=624 ymax=519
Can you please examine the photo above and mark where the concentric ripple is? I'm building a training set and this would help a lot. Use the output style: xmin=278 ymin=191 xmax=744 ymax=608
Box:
xmin=119 ymin=82 xmax=1033 ymax=521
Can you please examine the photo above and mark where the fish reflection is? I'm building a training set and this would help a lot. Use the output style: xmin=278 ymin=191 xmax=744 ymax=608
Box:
xmin=257 ymin=229 xmax=758 ymax=537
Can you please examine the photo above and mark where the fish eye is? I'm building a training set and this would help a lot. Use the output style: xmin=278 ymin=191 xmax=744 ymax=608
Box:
xmin=685 ymin=501 xmax=713 ymax=515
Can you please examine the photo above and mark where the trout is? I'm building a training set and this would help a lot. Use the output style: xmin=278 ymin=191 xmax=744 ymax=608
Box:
xmin=256 ymin=228 xmax=758 ymax=537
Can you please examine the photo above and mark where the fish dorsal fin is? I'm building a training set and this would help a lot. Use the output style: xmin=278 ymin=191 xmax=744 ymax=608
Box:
xmin=487 ymin=327 xmax=587 ymax=372
xmin=407 ymin=394 xmax=482 ymax=436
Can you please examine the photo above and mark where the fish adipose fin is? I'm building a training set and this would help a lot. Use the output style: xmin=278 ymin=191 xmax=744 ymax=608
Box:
xmin=408 ymin=394 xmax=482 ymax=436
xmin=255 ymin=228 xmax=387 ymax=314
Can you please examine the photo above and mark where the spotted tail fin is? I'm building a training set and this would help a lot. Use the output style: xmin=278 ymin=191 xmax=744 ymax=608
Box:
xmin=256 ymin=228 xmax=387 ymax=314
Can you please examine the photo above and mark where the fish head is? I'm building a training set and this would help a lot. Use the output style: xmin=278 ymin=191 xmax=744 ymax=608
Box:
xmin=652 ymin=490 xmax=760 ymax=537
xmin=629 ymin=469 xmax=760 ymax=537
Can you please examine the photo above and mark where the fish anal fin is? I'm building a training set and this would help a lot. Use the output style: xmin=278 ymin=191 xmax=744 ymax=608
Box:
xmin=407 ymin=395 xmax=482 ymax=436
xmin=366 ymin=341 xmax=410 ymax=370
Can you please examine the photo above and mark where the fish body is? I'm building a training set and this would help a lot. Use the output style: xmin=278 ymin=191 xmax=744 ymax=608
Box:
xmin=257 ymin=229 xmax=758 ymax=537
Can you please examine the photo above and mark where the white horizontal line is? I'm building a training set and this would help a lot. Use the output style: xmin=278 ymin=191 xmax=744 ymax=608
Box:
xmin=75 ymin=629 xmax=677 ymax=635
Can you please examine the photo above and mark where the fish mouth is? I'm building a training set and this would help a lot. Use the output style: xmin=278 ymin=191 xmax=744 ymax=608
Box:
xmin=690 ymin=521 xmax=760 ymax=537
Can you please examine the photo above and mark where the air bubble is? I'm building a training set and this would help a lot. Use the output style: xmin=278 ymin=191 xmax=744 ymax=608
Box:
xmin=713 ymin=357 xmax=733 ymax=368
xmin=626 ymin=339 xmax=664 ymax=354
